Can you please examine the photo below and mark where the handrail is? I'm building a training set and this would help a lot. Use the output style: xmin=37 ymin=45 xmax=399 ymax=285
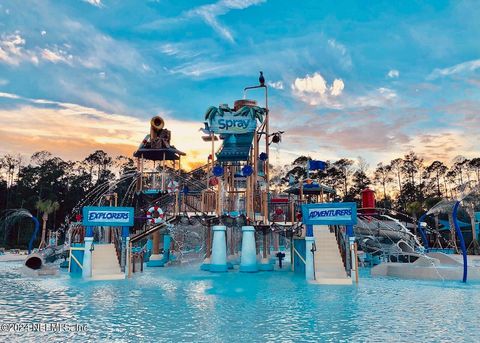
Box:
xmin=112 ymin=227 xmax=122 ymax=266
xmin=334 ymin=225 xmax=349 ymax=275
xmin=130 ymin=217 xmax=174 ymax=244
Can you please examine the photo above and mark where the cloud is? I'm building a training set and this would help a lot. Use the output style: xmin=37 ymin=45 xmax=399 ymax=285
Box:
xmin=143 ymin=0 xmax=266 ymax=43
xmin=428 ymin=59 xmax=480 ymax=80
xmin=290 ymin=73 xmax=398 ymax=110
xmin=0 ymin=20 xmax=145 ymax=73
xmin=276 ymin=107 xmax=475 ymax=167
xmin=350 ymin=87 xmax=397 ymax=108
xmin=268 ymin=81 xmax=284 ymax=90
xmin=404 ymin=131 xmax=475 ymax=162
xmin=0 ymin=32 xmax=37 ymax=66
xmin=0 ymin=92 xmax=21 ymax=99
xmin=83 ymin=0 xmax=102 ymax=7
xmin=330 ymin=79 xmax=344 ymax=96
xmin=291 ymin=72 xmax=344 ymax=108
xmin=0 ymin=92 xmax=210 ymax=169
xmin=0 ymin=79 xmax=9 ymax=86
xmin=327 ymin=39 xmax=352 ymax=69
xmin=40 ymin=47 xmax=73 ymax=64
xmin=387 ymin=69 xmax=399 ymax=78
xmin=186 ymin=0 xmax=267 ymax=43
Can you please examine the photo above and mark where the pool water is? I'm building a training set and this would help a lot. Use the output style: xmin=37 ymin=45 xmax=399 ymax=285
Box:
xmin=1 ymin=261 xmax=480 ymax=342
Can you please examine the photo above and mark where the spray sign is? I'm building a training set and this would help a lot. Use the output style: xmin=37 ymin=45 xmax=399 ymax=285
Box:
xmin=82 ymin=206 xmax=134 ymax=227
xmin=208 ymin=113 xmax=257 ymax=134
xmin=301 ymin=202 xmax=357 ymax=225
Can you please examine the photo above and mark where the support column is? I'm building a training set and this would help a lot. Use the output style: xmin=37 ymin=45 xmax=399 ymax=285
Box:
xmin=125 ymin=236 xmax=130 ymax=278
xmin=259 ymin=227 xmax=273 ymax=271
xmin=226 ymin=226 xmax=235 ymax=268
xmin=200 ymin=225 xmax=212 ymax=271
xmin=305 ymin=225 xmax=314 ymax=281
xmin=151 ymin=230 xmax=160 ymax=254
xmin=350 ymin=237 xmax=358 ymax=283
xmin=210 ymin=225 xmax=227 ymax=272
xmin=270 ymin=231 xmax=280 ymax=264
xmin=346 ymin=224 xmax=356 ymax=280
xmin=82 ymin=226 xmax=94 ymax=279
xmin=162 ymin=234 xmax=171 ymax=266
xmin=121 ymin=226 xmax=129 ymax=271
xmin=240 ymin=226 xmax=258 ymax=272
xmin=148 ymin=231 xmax=167 ymax=267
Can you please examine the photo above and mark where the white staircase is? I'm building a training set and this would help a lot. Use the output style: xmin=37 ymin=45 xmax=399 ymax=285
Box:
xmin=312 ymin=225 xmax=351 ymax=285
xmin=91 ymin=244 xmax=125 ymax=280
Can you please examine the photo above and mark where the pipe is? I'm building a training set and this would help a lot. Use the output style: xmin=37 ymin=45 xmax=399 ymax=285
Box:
xmin=452 ymin=201 xmax=468 ymax=283
xmin=417 ymin=213 xmax=429 ymax=252
xmin=28 ymin=216 xmax=40 ymax=254
xmin=25 ymin=246 xmax=56 ymax=270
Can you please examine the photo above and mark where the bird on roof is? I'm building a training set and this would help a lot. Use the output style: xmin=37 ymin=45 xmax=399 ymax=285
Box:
xmin=259 ymin=71 xmax=265 ymax=86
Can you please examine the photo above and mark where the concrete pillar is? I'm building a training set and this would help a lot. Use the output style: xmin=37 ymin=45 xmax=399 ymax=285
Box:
xmin=226 ymin=227 xmax=235 ymax=268
xmin=259 ymin=229 xmax=274 ymax=271
xmin=210 ymin=225 xmax=228 ymax=272
xmin=349 ymin=236 xmax=357 ymax=282
xmin=200 ymin=226 xmax=212 ymax=271
xmin=305 ymin=236 xmax=315 ymax=281
xmin=240 ymin=226 xmax=258 ymax=272
xmin=125 ymin=237 xmax=130 ymax=278
xmin=82 ymin=236 xmax=93 ymax=279
xmin=150 ymin=229 xmax=161 ymax=263
xmin=121 ymin=226 xmax=129 ymax=271
xmin=148 ymin=233 xmax=170 ymax=267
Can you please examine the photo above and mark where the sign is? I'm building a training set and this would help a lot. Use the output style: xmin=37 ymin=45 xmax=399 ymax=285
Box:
xmin=82 ymin=206 xmax=134 ymax=227
xmin=307 ymin=160 xmax=327 ymax=171
xmin=207 ymin=113 xmax=257 ymax=134
xmin=301 ymin=202 xmax=357 ymax=226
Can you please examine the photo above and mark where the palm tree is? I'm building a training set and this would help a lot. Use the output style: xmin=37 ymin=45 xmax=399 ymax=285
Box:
xmin=406 ymin=201 xmax=423 ymax=235
xmin=36 ymin=199 xmax=60 ymax=249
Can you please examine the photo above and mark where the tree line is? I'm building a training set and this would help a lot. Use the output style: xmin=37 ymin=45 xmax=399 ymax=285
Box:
xmin=0 ymin=150 xmax=136 ymax=248
xmin=271 ymin=152 xmax=480 ymax=218
xmin=1 ymin=149 xmax=479 ymax=248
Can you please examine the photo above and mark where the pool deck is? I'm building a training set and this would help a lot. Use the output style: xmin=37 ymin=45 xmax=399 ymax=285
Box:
xmin=0 ymin=253 xmax=27 ymax=262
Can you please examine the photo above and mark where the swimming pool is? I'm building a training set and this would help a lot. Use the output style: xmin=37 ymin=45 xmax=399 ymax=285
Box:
xmin=1 ymin=262 xmax=479 ymax=342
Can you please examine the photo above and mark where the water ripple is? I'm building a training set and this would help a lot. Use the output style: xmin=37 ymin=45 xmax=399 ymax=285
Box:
xmin=1 ymin=262 xmax=480 ymax=342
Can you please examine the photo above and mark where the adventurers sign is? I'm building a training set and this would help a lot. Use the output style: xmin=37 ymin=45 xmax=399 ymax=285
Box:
xmin=301 ymin=202 xmax=357 ymax=226
xmin=82 ymin=206 xmax=135 ymax=227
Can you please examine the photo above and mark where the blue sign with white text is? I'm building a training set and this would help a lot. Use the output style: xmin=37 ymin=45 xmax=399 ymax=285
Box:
xmin=301 ymin=202 xmax=357 ymax=226
xmin=82 ymin=206 xmax=134 ymax=227
xmin=208 ymin=112 xmax=257 ymax=134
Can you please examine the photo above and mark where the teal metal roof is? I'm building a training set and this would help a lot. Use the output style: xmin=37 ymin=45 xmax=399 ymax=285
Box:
xmin=216 ymin=133 xmax=253 ymax=162
xmin=284 ymin=182 xmax=336 ymax=195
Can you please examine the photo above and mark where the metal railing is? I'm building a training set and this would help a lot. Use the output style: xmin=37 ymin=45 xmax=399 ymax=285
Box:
xmin=333 ymin=225 xmax=351 ymax=276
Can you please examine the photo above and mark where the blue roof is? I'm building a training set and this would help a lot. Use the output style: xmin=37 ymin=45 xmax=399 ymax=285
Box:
xmin=216 ymin=133 xmax=254 ymax=162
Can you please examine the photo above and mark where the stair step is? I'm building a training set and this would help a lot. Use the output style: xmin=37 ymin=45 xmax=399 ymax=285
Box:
xmin=92 ymin=243 xmax=121 ymax=276
xmin=91 ymin=273 xmax=125 ymax=281
xmin=311 ymin=225 xmax=350 ymax=284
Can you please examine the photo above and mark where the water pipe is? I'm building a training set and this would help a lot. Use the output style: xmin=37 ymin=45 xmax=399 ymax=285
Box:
xmin=452 ymin=201 xmax=468 ymax=283
xmin=417 ymin=213 xmax=429 ymax=252
xmin=28 ymin=215 xmax=40 ymax=254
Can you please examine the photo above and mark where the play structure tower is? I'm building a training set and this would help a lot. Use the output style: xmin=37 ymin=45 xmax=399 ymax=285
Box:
xmin=133 ymin=116 xmax=185 ymax=266
xmin=200 ymin=76 xmax=274 ymax=271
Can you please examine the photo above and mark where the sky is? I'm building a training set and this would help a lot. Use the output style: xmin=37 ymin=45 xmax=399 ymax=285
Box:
xmin=0 ymin=0 xmax=479 ymax=170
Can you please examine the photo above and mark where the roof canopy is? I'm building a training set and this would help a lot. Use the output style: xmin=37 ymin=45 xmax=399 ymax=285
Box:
xmin=284 ymin=182 xmax=336 ymax=195
xmin=133 ymin=147 xmax=186 ymax=161
xmin=216 ymin=133 xmax=254 ymax=162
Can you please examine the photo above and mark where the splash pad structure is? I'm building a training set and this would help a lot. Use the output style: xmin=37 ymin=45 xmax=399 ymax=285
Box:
xmin=371 ymin=183 xmax=480 ymax=282
xmin=61 ymin=75 xmax=359 ymax=285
